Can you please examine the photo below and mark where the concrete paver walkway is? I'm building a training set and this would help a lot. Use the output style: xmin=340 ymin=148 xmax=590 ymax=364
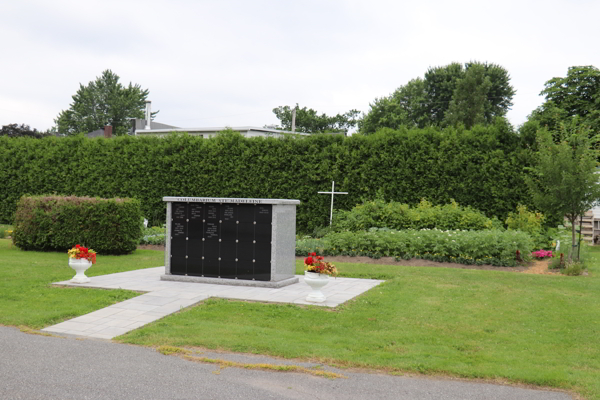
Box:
xmin=42 ymin=267 xmax=383 ymax=339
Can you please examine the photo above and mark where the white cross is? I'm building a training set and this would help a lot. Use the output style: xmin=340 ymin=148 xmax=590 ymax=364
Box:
xmin=318 ymin=181 xmax=348 ymax=226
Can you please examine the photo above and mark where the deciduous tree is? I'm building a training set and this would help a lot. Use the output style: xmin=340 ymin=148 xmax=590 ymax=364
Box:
xmin=361 ymin=61 xmax=515 ymax=134
xmin=272 ymin=104 xmax=360 ymax=134
xmin=525 ymin=125 xmax=600 ymax=261
xmin=360 ymin=78 xmax=429 ymax=133
xmin=529 ymin=66 xmax=600 ymax=134
xmin=55 ymin=70 xmax=156 ymax=136
xmin=0 ymin=123 xmax=50 ymax=138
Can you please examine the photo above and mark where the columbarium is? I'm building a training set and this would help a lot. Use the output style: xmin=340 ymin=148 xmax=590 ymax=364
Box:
xmin=161 ymin=197 xmax=300 ymax=288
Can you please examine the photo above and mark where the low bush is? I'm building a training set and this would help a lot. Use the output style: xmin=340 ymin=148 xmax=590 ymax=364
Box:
xmin=562 ymin=261 xmax=585 ymax=276
xmin=0 ymin=225 xmax=12 ymax=238
xmin=321 ymin=228 xmax=534 ymax=267
xmin=295 ymin=236 xmax=326 ymax=256
xmin=333 ymin=199 xmax=494 ymax=232
xmin=139 ymin=225 xmax=166 ymax=246
xmin=505 ymin=204 xmax=554 ymax=249
xmin=12 ymin=195 xmax=142 ymax=255
xmin=548 ymin=253 xmax=565 ymax=269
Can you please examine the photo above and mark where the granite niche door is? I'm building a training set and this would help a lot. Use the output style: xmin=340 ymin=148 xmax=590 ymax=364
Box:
xmin=170 ymin=202 xmax=188 ymax=275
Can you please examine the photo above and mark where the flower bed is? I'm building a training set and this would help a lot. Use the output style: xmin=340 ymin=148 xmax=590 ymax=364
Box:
xmin=298 ymin=228 xmax=534 ymax=267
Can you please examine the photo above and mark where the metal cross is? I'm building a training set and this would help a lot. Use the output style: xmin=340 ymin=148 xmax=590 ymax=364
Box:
xmin=318 ymin=181 xmax=348 ymax=226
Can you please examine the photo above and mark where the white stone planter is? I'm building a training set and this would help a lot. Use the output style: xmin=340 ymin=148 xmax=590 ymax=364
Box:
xmin=69 ymin=258 xmax=92 ymax=283
xmin=304 ymin=271 xmax=329 ymax=303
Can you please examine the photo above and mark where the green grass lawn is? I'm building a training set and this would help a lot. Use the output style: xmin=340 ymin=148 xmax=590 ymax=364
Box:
xmin=0 ymin=239 xmax=164 ymax=328
xmin=1 ymin=238 xmax=599 ymax=399
xmin=119 ymin=251 xmax=600 ymax=400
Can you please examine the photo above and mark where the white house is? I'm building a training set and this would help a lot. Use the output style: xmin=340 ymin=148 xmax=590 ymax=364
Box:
xmin=133 ymin=125 xmax=310 ymax=139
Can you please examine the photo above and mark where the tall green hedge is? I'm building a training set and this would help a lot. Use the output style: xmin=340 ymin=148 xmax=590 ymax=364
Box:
xmin=12 ymin=195 xmax=142 ymax=254
xmin=0 ymin=122 xmax=531 ymax=232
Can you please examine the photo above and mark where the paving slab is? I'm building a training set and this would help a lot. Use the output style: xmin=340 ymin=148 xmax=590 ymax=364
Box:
xmin=42 ymin=267 xmax=383 ymax=339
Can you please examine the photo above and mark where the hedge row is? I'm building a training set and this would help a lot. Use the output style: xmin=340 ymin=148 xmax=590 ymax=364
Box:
xmin=0 ymin=122 xmax=531 ymax=232
xmin=12 ymin=195 xmax=142 ymax=254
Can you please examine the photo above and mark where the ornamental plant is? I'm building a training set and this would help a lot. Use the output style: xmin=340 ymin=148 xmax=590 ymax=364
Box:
xmin=321 ymin=228 xmax=534 ymax=267
xmin=304 ymin=252 xmax=338 ymax=276
xmin=68 ymin=244 xmax=97 ymax=264
xmin=531 ymin=249 xmax=553 ymax=259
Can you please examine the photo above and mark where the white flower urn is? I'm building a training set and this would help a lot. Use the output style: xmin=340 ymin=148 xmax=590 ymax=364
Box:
xmin=69 ymin=258 xmax=92 ymax=283
xmin=304 ymin=271 xmax=330 ymax=303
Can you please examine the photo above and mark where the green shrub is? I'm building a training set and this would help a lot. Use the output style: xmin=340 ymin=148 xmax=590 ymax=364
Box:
xmin=548 ymin=254 xmax=565 ymax=269
xmin=322 ymin=228 xmax=534 ymax=267
xmin=295 ymin=236 xmax=327 ymax=256
xmin=310 ymin=225 xmax=335 ymax=239
xmin=506 ymin=204 xmax=544 ymax=233
xmin=505 ymin=204 xmax=559 ymax=249
xmin=333 ymin=199 xmax=493 ymax=232
xmin=0 ymin=225 xmax=11 ymax=238
xmin=139 ymin=225 xmax=166 ymax=246
xmin=562 ymin=261 xmax=585 ymax=276
xmin=12 ymin=195 xmax=142 ymax=255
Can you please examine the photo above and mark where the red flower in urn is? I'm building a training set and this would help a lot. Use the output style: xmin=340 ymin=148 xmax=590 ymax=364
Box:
xmin=68 ymin=244 xmax=97 ymax=264
xmin=304 ymin=252 xmax=337 ymax=276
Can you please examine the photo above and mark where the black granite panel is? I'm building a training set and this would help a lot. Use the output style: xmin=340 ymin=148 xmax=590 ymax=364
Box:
xmin=203 ymin=242 xmax=219 ymax=260
xmin=187 ymin=239 xmax=203 ymax=258
xmin=220 ymin=260 xmax=237 ymax=279
xmin=189 ymin=204 xmax=204 ymax=220
xmin=220 ymin=222 xmax=237 ymax=241
xmin=205 ymin=204 xmax=219 ymax=220
xmin=203 ymin=259 xmax=219 ymax=277
xmin=254 ymin=262 xmax=270 ymax=281
xmin=237 ymin=242 xmax=254 ymax=259
xmin=254 ymin=224 xmax=272 ymax=243
xmin=187 ymin=258 xmax=202 ymax=276
xmin=172 ymin=203 xmax=187 ymax=220
xmin=220 ymin=204 xmax=237 ymax=222
xmin=170 ymin=240 xmax=187 ymax=259
xmin=255 ymin=242 xmax=271 ymax=262
xmin=188 ymin=221 xmax=203 ymax=239
xmin=237 ymin=261 xmax=254 ymax=280
xmin=204 ymin=222 xmax=220 ymax=240
xmin=255 ymin=205 xmax=272 ymax=224
xmin=172 ymin=220 xmax=187 ymax=237
xmin=171 ymin=257 xmax=187 ymax=275
xmin=237 ymin=205 xmax=255 ymax=223
xmin=237 ymin=222 xmax=254 ymax=241
xmin=220 ymin=241 xmax=237 ymax=260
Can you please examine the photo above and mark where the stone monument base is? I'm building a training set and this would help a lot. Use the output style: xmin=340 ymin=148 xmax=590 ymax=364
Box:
xmin=160 ymin=274 xmax=299 ymax=288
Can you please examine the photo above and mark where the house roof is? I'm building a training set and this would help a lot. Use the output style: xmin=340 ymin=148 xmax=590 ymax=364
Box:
xmin=134 ymin=120 xmax=179 ymax=131
xmin=134 ymin=126 xmax=310 ymax=136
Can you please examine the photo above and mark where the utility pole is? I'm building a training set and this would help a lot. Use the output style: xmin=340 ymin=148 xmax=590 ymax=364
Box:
xmin=291 ymin=108 xmax=296 ymax=132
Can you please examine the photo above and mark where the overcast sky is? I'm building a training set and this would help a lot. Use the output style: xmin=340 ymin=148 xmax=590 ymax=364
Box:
xmin=2 ymin=0 xmax=599 ymax=133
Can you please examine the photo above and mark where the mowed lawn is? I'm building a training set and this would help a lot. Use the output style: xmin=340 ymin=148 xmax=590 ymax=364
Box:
xmin=0 ymin=239 xmax=164 ymax=328
xmin=1 ymin=238 xmax=599 ymax=399
xmin=119 ymin=251 xmax=600 ymax=400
